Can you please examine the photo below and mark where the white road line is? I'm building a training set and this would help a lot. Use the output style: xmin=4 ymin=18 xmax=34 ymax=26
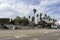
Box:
xmin=44 ymin=32 xmax=48 ymax=34
xmin=54 ymin=33 xmax=59 ymax=36
xmin=14 ymin=35 xmax=31 ymax=38
xmin=33 ymin=38 xmax=39 ymax=40
xmin=58 ymin=39 xmax=60 ymax=40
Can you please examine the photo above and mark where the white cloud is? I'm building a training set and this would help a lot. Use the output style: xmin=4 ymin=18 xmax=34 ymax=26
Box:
xmin=0 ymin=0 xmax=59 ymax=21
xmin=0 ymin=3 xmax=10 ymax=9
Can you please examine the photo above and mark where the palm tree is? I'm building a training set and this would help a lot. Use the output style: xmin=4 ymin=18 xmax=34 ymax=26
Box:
xmin=29 ymin=16 xmax=30 ymax=19
xmin=37 ymin=14 xmax=39 ymax=23
xmin=48 ymin=16 xmax=51 ymax=21
xmin=38 ymin=13 xmax=43 ymax=27
xmin=45 ymin=14 xmax=48 ymax=20
xmin=33 ymin=8 xmax=37 ymax=14
xmin=28 ymin=16 xmax=31 ymax=25
xmin=14 ymin=16 xmax=21 ymax=25
xmin=43 ymin=17 xmax=45 ymax=20
xmin=52 ymin=18 xmax=57 ymax=26
xmin=40 ymin=13 xmax=42 ymax=21
xmin=32 ymin=16 xmax=35 ymax=22
xmin=29 ymin=16 xmax=31 ymax=21
xmin=40 ymin=13 xmax=42 ymax=17
xmin=33 ymin=8 xmax=37 ymax=22
xmin=22 ymin=17 xmax=29 ymax=26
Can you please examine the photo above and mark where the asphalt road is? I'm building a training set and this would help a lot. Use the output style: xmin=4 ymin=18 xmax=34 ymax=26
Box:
xmin=0 ymin=29 xmax=60 ymax=40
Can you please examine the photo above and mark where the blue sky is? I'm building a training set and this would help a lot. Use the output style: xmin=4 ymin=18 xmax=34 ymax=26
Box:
xmin=0 ymin=0 xmax=60 ymax=21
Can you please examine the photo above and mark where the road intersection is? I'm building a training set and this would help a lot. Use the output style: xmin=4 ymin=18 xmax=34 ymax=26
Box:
xmin=0 ymin=29 xmax=60 ymax=40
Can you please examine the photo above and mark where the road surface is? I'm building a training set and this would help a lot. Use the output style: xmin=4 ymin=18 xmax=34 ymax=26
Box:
xmin=0 ymin=29 xmax=60 ymax=40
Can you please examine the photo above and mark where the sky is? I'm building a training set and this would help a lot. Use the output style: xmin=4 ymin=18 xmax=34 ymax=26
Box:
xmin=0 ymin=0 xmax=60 ymax=21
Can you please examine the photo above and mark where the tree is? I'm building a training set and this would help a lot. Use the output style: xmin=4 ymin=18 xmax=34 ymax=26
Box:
xmin=29 ymin=16 xmax=31 ymax=19
xmin=29 ymin=16 xmax=31 ymax=21
xmin=44 ymin=14 xmax=53 ymax=28
xmin=40 ymin=13 xmax=42 ymax=17
xmin=48 ymin=16 xmax=51 ymax=21
xmin=37 ymin=14 xmax=39 ymax=23
xmin=32 ymin=16 xmax=35 ymax=22
xmin=22 ymin=17 xmax=29 ymax=26
xmin=31 ymin=16 xmax=35 ymax=26
xmin=0 ymin=18 xmax=10 ymax=24
xmin=39 ymin=13 xmax=43 ymax=25
xmin=33 ymin=8 xmax=37 ymax=14
xmin=40 ymin=13 xmax=42 ymax=21
xmin=52 ymin=18 xmax=57 ymax=26
xmin=39 ymin=14 xmax=51 ymax=28
xmin=45 ymin=14 xmax=48 ymax=20
xmin=33 ymin=8 xmax=37 ymax=23
xmin=14 ymin=16 xmax=22 ymax=25
xmin=10 ymin=19 xmax=15 ymax=25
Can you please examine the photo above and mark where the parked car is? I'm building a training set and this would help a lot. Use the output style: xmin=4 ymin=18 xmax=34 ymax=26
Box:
xmin=3 ymin=25 xmax=20 ymax=30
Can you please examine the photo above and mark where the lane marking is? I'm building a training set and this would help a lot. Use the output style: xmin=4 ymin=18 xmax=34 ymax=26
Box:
xmin=33 ymin=38 xmax=39 ymax=40
xmin=44 ymin=32 xmax=48 ymax=34
xmin=54 ymin=33 xmax=59 ymax=36
xmin=58 ymin=39 xmax=60 ymax=40
xmin=14 ymin=35 xmax=31 ymax=38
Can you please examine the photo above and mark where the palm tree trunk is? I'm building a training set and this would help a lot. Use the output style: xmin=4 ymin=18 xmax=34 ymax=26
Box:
xmin=37 ymin=17 xmax=38 ymax=24
xmin=34 ymin=13 xmax=35 ymax=24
